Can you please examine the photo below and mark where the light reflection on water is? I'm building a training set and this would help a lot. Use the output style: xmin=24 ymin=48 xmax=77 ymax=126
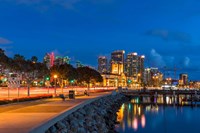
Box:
xmin=115 ymin=97 xmax=200 ymax=133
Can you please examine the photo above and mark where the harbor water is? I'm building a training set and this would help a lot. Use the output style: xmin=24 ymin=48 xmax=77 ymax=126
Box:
xmin=115 ymin=96 xmax=200 ymax=133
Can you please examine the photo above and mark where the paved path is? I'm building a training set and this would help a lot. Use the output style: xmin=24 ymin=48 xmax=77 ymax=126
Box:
xmin=0 ymin=92 xmax=111 ymax=133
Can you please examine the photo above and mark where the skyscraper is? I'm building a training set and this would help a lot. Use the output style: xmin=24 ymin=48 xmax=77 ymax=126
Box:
xmin=138 ymin=55 xmax=145 ymax=82
xmin=98 ymin=56 xmax=108 ymax=73
xmin=125 ymin=52 xmax=138 ymax=77
xmin=179 ymin=73 xmax=188 ymax=85
xmin=110 ymin=50 xmax=125 ymax=75
xmin=124 ymin=53 xmax=145 ymax=84
xmin=43 ymin=52 xmax=55 ymax=69
xmin=44 ymin=53 xmax=71 ymax=68
xmin=54 ymin=56 xmax=70 ymax=66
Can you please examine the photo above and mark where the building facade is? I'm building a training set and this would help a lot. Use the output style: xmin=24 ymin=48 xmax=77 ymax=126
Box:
xmin=179 ymin=73 xmax=188 ymax=86
xmin=44 ymin=53 xmax=71 ymax=68
xmin=125 ymin=52 xmax=138 ymax=77
xmin=98 ymin=56 xmax=108 ymax=73
xmin=124 ymin=53 xmax=145 ymax=85
xmin=110 ymin=50 xmax=125 ymax=75
xmin=54 ymin=56 xmax=70 ymax=66
xmin=144 ymin=67 xmax=163 ymax=87
xmin=43 ymin=52 xmax=55 ymax=69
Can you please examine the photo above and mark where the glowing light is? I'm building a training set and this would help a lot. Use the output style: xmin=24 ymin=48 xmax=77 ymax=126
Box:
xmin=141 ymin=115 xmax=146 ymax=128
xmin=122 ymin=104 xmax=125 ymax=110
xmin=2 ymin=78 xmax=7 ymax=82
xmin=128 ymin=104 xmax=131 ymax=110
xmin=134 ymin=104 xmax=137 ymax=115
xmin=136 ymin=98 xmax=139 ymax=104
xmin=133 ymin=118 xmax=138 ymax=131
xmin=166 ymin=96 xmax=170 ymax=104
xmin=49 ymin=52 xmax=55 ymax=67
xmin=70 ymin=80 xmax=75 ymax=83
xmin=138 ymin=106 xmax=141 ymax=115
xmin=54 ymin=75 xmax=58 ymax=79
xmin=117 ymin=104 xmax=124 ymax=122
xmin=46 ymin=76 xmax=50 ymax=81
xmin=133 ymin=52 xmax=138 ymax=55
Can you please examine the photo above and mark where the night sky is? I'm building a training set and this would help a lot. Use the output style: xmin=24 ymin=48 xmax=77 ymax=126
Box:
xmin=0 ymin=0 xmax=200 ymax=80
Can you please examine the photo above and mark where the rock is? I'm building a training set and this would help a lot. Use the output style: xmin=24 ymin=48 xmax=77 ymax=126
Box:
xmin=46 ymin=94 xmax=129 ymax=133
xmin=68 ymin=114 xmax=74 ymax=120
xmin=70 ymin=119 xmax=79 ymax=127
xmin=70 ymin=126 xmax=78 ymax=133
xmin=77 ymin=127 xmax=86 ymax=133
xmin=78 ymin=108 xmax=86 ymax=115
xmin=59 ymin=129 xmax=68 ymax=133
xmin=61 ymin=120 xmax=70 ymax=129
xmin=91 ymin=131 xmax=98 ymax=133
xmin=45 ymin=130 xmax=51 ymax=133
xmin=48 ymin=126 xmax=57 ymax=133
xmin=78 ymin=119 xmax=84 ymax=127
xmin=55 ymin=121 xmax=66 ymax=130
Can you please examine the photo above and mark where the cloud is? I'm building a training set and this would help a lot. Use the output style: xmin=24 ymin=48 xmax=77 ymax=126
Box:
xmin=89 ymin=0 xmax=114 ymax=4
xmin=149 ymin=49 xmax=166 ymax=68
xmin=3 ymin=0 xmax=79 ymax=10
xmin=145 ymin=29 xmax=191 ymax=43
xmin=0 ymin=37 xmax=12 ymax=44
xmin=15 ymin=0 xmax=41 ymax=5
xmin=4 ymin=0 xmax=114 ymax=11
xmin=184 ymin=57 xmax=190 ymax=67
xmin=50 ymin=0 xmax=81 ymax=10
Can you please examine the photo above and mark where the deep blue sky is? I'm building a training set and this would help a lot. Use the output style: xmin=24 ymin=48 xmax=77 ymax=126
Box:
xmin=0 ymin=0 xmax=200 ymax=80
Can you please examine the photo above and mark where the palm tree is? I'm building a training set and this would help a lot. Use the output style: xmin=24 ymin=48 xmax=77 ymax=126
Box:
xmin=31 ymin=56 xmax=38 ymax=63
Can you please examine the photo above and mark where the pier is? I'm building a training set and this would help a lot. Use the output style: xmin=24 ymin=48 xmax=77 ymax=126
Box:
xmin=121 ymin=89 xmax=200 ymax=106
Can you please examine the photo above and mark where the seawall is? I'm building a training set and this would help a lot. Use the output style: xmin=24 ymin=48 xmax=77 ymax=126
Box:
xmin=31 ymin=92 xmax=129 ymax=133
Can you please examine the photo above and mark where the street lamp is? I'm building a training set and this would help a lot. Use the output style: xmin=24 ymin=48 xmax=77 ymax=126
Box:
xmin=54 ymin=75 xmax=58 ymax=96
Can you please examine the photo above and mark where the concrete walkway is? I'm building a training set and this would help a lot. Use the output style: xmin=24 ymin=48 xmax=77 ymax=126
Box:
xmin=0 ymin=92 xmax=111 ymax=133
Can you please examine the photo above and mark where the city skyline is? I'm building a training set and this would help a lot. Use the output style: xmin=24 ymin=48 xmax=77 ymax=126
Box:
xmin=0 ymin=0 xmax=200 ymax=79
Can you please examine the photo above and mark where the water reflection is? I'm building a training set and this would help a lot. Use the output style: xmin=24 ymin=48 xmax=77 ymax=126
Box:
xmin=130 ymin=95 xmax=197 ymax=106
xmin=116 ymin=103 xmax=147 ymax=132
xmin=116 ymin=97 xmax=200 ymax=133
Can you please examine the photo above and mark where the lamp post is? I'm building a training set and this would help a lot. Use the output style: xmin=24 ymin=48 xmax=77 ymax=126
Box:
xmin=54 ymin=75 xmax=58 ymax=96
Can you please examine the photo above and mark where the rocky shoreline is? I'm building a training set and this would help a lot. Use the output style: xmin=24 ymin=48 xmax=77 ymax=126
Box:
xmin=46 ymin=93 xmax=130 ymax=133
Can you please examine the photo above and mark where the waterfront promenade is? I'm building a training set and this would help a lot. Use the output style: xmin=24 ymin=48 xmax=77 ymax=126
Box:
xmin=0 ymin=92 xmax=111 ymax=133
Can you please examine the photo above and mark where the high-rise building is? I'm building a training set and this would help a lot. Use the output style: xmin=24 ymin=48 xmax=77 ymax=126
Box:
xmin=125 ymin=52 xmax=138 ymax=77
xmin=44 ymin=53 xmax=71 ymax=68
xmin=144 ymin=67 xmax=162 ymax=86
xmin=111 ymin=50 xmax=125 ymax=63
xmin=98 ymin=56 xmax=108 ymax=73
xmin=76 ymin=61 xmax=84 ymax=68
xmin=124 ymin=53 xmax=145 ymax=83
xmin=179 ymin=73 xmax=188 ymax=85
xmin=138 ymin=55 xmax=145 ymax=82
xmin=110 ymin=50 xmax=125 ymax=75
xmin=43 ymin=52 xmax=55 ymax=69
xmin=63 ymin=56 xmax=70 ymax=64
xmin=54 ymin=56 xmax=70 ymax=66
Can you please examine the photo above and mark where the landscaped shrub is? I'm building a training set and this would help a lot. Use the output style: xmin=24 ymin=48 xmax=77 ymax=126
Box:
xmin=0 ymin=94 xmax=53 ymax=105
